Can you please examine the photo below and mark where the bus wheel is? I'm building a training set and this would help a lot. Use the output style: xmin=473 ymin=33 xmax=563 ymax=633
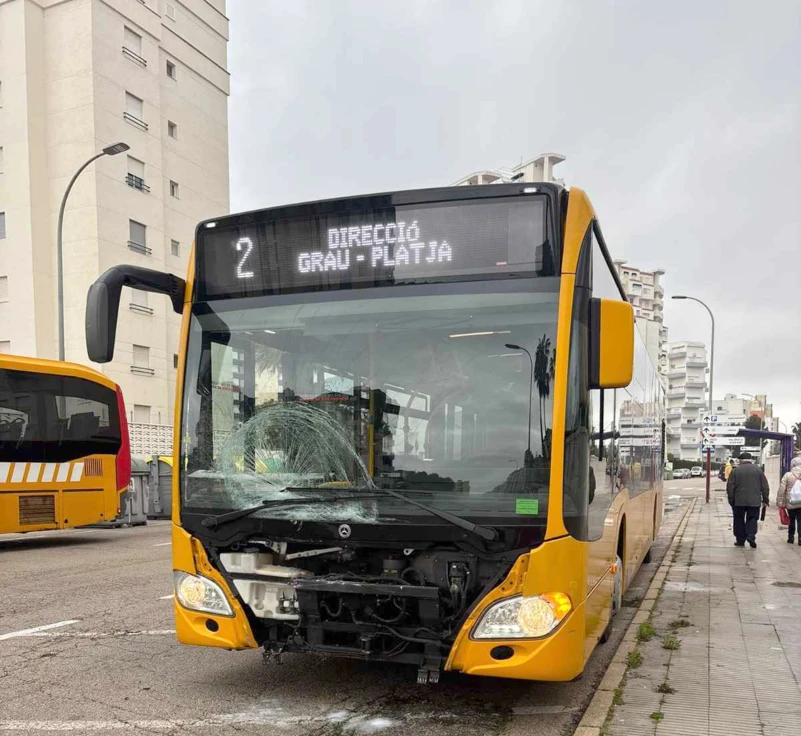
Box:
xmin=600 ymin=555 xmax=624 ymax=644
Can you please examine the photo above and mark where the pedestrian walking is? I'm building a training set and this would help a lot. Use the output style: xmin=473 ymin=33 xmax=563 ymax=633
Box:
xmin=777 ymin=456 xmax=801 ymax=544
xmin=726 ymin=452 xmax=770 ymax=548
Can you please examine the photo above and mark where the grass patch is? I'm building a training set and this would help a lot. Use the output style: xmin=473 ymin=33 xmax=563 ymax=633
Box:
xmin=626 ymin=649 xmax=643 ymax=669
xmin=650 ymin=712 xmax=664 ymax=723
xmin=637 ymin=622 xmax=656 ymax=642
xmin=622 ymin=596 xmax=642 ymax=608
xmin=668 ymin=618 xmax=693 ymax=629
xmin=656 ymin=682 xmax=676 ymax=694
xmin=613 ymin=687 xmax=625 ymax=706
xmin=661 ymin=634 xmax=681 ymax=650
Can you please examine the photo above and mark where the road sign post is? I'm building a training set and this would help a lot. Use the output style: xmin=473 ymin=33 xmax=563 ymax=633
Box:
xmin=706 ymin=448 xmax=711 ymax=504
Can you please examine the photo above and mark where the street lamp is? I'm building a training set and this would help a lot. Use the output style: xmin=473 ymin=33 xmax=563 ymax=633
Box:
xmin=57 ymin=142 xmax=129 ymax=361
xmin=505 ymin=343 xmax=534 ymax=466
xmin=672 ymin=295 xmax=715 ymax=502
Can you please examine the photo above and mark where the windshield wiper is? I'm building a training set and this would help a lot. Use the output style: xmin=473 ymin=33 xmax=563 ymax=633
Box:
xmin=283 ymin=486 xmax=498 ymax=542
xmin=200 ymin=493 xmax=383 ymax=531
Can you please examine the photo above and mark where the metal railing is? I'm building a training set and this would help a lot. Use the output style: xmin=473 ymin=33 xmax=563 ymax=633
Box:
xmin=130 ymin=365 xmax=155 ymax=376
xmin=129 ymin=423 xmax=173 ymax=457
xmin=129 ymin=302 xmax=153 ymax=315
xmin=123 ymin=112 xmax=148 ymax=131
xmin=122 ymin=46 xmax=147 ymax=67
xmin=126 ymin=173 xmax=150 ymax=192
xmin=127 ymin=240 xmax=152 ymax=256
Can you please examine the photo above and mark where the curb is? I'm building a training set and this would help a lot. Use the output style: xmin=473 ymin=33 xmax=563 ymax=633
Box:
xmin=571 ymin=496 xmax=697 ymax=736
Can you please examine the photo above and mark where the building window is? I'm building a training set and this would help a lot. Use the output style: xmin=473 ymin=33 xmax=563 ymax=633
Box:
xmin=130 ymin=288 xmax=153 ymax=315
xmin=173 ymin=353 xmax=179 ymax=369
xmin=167 ymin=120 xmax=178 ymax=139
xmin=170 ymin=239 xmax=180 ymax=256
xmin=122 ymin=26 xmax=146 ymax=66
xmin=0 ymin=341 xmax=9 ymax=354
xmin=169 ymin=180 xmax=179 ymax=198
xmin=166 ymin=60 xmax=177 ymax=79
xmin=128 ymin=219 xmax=151 ymax=255
xmin=0 ymin=276 xmax=7 ymax=301
xmin=124 ymin=92 xmax=147 ymax=130
xmin=0 ymin=212 xmax=5 ymax=239
xmin=126 ymin=156 xmax=149 ymax=192
xmin=165 ymin=2 xmax=176 ymax=20
xmin=131 ymin=345 xmax=154 ymax=376
xmin=133 ymin=404 xmax=151 ymax=424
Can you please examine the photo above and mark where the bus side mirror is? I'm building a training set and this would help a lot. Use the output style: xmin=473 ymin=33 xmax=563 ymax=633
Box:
xmin=86 ymin=265 xmax=186 ymax=363
xmin=589 ymin=298 xmax=634 ymax=389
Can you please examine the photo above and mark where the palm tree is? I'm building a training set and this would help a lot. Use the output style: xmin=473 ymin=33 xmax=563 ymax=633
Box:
xmin=534 ymin=334 xmax=552 ymax=459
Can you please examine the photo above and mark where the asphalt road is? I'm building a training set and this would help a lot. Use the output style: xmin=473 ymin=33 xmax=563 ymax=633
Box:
xmin=0 ymin=479 xmax=704 ymax=736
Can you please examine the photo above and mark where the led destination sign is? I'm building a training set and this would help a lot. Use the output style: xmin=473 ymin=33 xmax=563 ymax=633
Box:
xmin=197 ymin=196 xmax=549 ymax=299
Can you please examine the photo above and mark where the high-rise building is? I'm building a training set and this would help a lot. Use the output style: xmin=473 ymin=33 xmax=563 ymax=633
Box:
xmin=453 ymin=153 xmax=566 ymax=186
xmin=665 ymin=341 xmax=708 ymax=461
xmin=613 ymin=261 xmax=668 ymax=381
xmin=0 ymin=0 xmax=230 ymax=454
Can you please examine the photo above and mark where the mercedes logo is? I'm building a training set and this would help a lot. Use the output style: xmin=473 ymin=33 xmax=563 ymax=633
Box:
xmin=338 ymin=524 xmax=352 ymax=539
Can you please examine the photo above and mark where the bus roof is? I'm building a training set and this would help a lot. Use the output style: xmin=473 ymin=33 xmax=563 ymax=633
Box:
xmin=0 ymin=354 xmax=118 ymax=391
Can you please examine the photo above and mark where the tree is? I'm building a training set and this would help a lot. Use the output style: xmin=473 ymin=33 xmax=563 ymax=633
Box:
xmin=534 ymin=334 xmax=552 ymax=459
xmin=793 ymin=422 xmax=801 ymax=450
xmin=744 ymin=414 xmax=764 ymax=431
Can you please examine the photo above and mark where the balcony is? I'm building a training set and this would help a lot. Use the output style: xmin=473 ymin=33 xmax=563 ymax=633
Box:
xmin=655 ymin=284 xmax=664 ymax=297
xmin=683 ymin=419 xmax=701 ymax=428
xmin=123 ymin=112 xmax=148 ymax=131
xmin=127 ymin=240 xmax=152 ymax=256
xmin=125 ymin=173 xmax=150 ymax=193
xmin=122 ymin=46 xmax=147 ymax=67
xmin=668 ymin=388 xmax=686 ymax=397
xmin=667 ymin=409 xmax=682 ymax=417
xmin=669 ymin=348 xmax=686 ymax=358
xmin=681 ymin=441 xmax=699 ymax=448
xmin=686 ymin=359 xmax=707 ymax=368
xmin=686 ymin=379 xmax=706 ymax=388
xmin=666 ymin=427 xmax=680 ymax=436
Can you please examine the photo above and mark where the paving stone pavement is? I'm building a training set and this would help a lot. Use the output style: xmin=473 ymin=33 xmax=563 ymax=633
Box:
xmin=608 ymin=488 xmax=801 ymax=736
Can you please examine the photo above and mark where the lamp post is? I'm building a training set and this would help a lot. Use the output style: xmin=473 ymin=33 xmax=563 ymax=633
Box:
xmin=506 ymin=343 xmax=534 ymax=466
xmin=57 ymin=142 xmax=129 ymax=361
xmin=672 ymin=295 xmax=715 ymax=502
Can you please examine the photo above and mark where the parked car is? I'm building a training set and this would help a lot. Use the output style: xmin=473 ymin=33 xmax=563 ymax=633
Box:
xmin=691 ymin=466 xmax=703 ymax=477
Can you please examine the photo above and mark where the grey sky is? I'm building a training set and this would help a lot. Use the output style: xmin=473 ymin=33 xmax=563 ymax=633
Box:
xmin=228 ymin=0 xmax=801 ymax=425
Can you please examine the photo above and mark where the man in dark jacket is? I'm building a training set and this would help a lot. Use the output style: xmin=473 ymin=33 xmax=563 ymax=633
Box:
xmin=727 ymin=452 xmax=770 ymax=547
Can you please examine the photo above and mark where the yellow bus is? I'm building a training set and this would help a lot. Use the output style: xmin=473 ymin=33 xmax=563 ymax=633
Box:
xmin=86 ymin=184 xmax=663 ymax=683
xmin=0 ymin=354 xmax=131 ymax=533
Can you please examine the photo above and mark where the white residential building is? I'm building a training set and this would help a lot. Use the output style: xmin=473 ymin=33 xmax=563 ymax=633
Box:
xmin=665 ymin=341 xmax=708 ymax=461
xmin=453 ymin=152 xmax=566 ymax=186
xmin=0 ymin=0 xmax=230 ymax=454
xmin=614 ymin=261 xmax=668 ymax=381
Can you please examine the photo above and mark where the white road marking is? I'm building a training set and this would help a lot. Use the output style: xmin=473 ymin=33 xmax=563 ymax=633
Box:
xmin=152 ymin=542 xmax=171 ymax=547
xmin=17 ymin=630 xmax=176 ymax=639
xmin=0 ymin=620 xmax=79 ymax=641
xmin=159 ymin=594 xmax=174 ymax=600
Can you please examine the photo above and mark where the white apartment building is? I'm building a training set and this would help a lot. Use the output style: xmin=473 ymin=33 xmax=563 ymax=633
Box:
xmin=665 ymin=341 xmax=708 ymax=461
xmin=614 ymin=261 xmax=668 ymax=381
xmin=0 ymin=0 xmax=229 ymax=454
xmin=453 ymin=152 xmax=566 ymax=186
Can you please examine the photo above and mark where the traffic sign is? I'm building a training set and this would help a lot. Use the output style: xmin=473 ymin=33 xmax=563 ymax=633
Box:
xmin=701 ymin=438 xmax=716 ymax=450
xmin=718 ymin=437 xmax=745 ymax=446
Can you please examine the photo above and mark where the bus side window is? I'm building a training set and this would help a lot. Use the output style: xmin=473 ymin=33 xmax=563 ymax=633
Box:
xmin=587 ymin=386 xmax=617 ymax=540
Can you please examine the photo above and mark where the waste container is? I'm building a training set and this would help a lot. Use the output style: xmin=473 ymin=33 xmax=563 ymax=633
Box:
xmin=146 ymin=455 xmax=173 ymax=519
xmin=91 ymin=458 xmax=148 ymax=527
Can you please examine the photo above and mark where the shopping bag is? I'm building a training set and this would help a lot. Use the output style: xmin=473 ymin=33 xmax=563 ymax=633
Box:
xmin=780 ymin=507 xmax=790 ymax=526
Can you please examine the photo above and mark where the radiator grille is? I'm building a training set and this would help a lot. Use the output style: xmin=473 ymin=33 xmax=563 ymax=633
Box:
xmin=83 ymin=458 xmax=103 ymax=477
xmin=19 ymin=495 xmax=56 ymax=525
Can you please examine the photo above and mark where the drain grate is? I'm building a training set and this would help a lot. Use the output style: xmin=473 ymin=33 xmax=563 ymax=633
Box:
xmin=772 ymin=581 xmax=801 ymax=589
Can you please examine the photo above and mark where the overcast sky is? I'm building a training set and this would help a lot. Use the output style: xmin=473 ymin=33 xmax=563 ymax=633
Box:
xmin=228 ymin=0 xmax=801 ymax=426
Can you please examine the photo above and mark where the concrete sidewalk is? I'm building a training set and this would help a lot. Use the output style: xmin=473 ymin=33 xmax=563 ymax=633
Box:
xmin=604 ymin=489 xmax=801 ymax=736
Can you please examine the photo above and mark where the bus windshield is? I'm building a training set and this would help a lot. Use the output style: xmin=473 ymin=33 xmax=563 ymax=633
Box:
xmin=0 ymin=369 xmax=122 ymax=463
xmin=181 ymin=279 xmax=559 ymax=528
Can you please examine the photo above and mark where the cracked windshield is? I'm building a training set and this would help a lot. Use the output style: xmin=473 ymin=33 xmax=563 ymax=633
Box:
xmin=182 ymin=281 xmax=559 ymax=525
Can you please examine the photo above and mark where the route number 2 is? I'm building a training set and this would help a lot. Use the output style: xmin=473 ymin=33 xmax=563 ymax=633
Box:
xmin=235 ymin=237 xmax=254 ymax=279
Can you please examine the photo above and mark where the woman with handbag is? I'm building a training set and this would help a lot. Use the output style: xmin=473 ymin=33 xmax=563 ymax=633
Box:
xmin=777 ymin=457 xmax=801 ymax=544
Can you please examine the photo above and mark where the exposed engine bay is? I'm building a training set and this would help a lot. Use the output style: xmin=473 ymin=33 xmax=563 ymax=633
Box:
xmin=214 ymin=540 xmax=512 ymax=683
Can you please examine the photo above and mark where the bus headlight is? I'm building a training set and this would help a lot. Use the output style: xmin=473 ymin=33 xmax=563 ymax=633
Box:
xmin=174 ymin=571 xmax=234 ymax=617
xmin=472 ymin=593 xmax=572 ymax=639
